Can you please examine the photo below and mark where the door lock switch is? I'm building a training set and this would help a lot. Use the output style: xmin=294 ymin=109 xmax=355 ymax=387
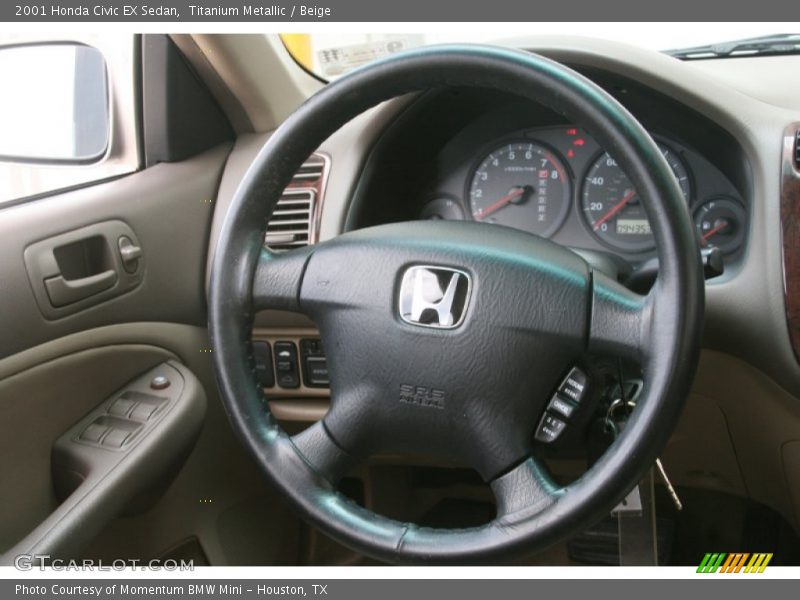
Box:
xmin=118 ymin=236 xmax=143 ymax=274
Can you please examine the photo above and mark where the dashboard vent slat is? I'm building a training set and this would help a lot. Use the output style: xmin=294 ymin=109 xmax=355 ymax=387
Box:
xmin=265 ymin=155 xmax=328 ymax=252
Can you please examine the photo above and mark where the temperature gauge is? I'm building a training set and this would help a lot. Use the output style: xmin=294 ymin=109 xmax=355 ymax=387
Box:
xmin=693 ymin=196 xmax=746 ymax=254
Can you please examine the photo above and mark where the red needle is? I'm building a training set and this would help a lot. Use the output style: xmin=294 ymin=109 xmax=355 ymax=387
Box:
xmin=592 ymin=189 xmax=637 ymax=231
xmin=473 ymin=187 xmax=525 ymax=220
xmin=701 ymin=220 xmax=729 ymax=244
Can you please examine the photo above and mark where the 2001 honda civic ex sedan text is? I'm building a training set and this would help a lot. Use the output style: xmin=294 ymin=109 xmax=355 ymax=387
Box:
xmin=1 ymin=29 xmax=800 ymax=566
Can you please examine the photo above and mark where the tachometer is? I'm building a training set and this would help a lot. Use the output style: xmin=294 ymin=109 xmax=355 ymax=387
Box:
xmin=468 ymin=142 xmax=571 ymax=237
xmin=581 ymin=144 xmax=691 ymax=252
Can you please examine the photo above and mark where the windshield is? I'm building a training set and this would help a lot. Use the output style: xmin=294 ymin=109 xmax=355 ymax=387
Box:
xmin=281 ymin=24 xmax=800 ymax=81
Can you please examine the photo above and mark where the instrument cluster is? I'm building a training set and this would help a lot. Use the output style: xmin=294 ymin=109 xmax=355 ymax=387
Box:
xmin=420 ymin=125 xmax=747 ymax=260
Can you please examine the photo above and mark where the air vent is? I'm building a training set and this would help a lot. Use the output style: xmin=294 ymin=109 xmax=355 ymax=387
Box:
xmin=265 ymin=155 xmax=328 ymax=252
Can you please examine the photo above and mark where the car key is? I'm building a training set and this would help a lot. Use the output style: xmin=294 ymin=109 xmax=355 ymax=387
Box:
xmin=605 ymin=397 xmax=683 ymax=512
xmin=654 ymin=458 xmax=683 ymax=511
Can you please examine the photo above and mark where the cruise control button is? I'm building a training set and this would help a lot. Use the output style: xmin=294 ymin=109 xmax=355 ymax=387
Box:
xmin=547 ymin=395 xmax=576 ymax=419
xmin=535 ymin=413 xmax=567 ymax=443
xmin=558 ymin=367 xmax=588 ymax=403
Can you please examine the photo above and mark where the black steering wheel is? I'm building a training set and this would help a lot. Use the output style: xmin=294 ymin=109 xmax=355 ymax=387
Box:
xmin=208 ymin=45 xmax=704 ymax=564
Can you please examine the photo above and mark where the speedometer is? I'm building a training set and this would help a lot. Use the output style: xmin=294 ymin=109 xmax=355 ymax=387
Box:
xmin=581 ymin=144 xmax=691 ymax=252
xmin=468 ymin=141 xmax=571 ymax=238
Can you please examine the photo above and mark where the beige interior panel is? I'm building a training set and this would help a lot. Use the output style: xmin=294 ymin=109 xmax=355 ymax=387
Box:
xmin=0 ymin=344 xmax=175 ymax=552
xmin=177 ymin=34 xmax=323 ymax=133
xmin=662 ymin=389 xmax=747 ymax=498
xmin=0 ymin=323 xmax=298 ymax=564
xmin=687 ymin=350 xmax=800 ymax=528
xmin=43 ymin=324 xmax=303 ymax=565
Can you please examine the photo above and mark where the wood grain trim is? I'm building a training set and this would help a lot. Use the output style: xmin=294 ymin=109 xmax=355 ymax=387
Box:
xmin=781 ymin=123 xmax=800 ymax=361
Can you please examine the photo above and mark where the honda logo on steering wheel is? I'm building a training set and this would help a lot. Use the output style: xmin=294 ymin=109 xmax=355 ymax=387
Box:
xmin=398 ymin=265 xmax=471 ymax=329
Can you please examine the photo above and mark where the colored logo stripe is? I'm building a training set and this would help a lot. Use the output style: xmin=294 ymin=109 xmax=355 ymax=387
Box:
xmin=697 ymin=553 xmax=726 ymax=573
xmin=745 ymin=553 xmax=773 ymax=573
xmin=721 ymin=553 xmax=749 ymax=573
xmin=697 ymin=553 xmax=773 ymax=573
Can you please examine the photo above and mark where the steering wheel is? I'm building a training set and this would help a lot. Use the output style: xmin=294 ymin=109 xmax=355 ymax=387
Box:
xmin=208 ymin=45 xmax=704 ymax=564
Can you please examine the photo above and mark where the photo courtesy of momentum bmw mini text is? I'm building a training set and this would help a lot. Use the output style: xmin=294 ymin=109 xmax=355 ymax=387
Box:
xmin=1 ymin=0 xmax=800 ymax=597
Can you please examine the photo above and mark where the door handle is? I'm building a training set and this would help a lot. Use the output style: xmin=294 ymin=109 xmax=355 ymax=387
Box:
xmin=24 ymin=221 xmax=144 ymax=318
xmin=44 ymin=269 xmax=118 ymax=307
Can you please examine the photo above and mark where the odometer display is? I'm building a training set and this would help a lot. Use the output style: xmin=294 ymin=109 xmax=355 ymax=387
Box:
xmin=616 ymin=219 xmax=652 ymax=236
xmin=581 ymin=144 xmax=691 ymax=252
xmin=468 ymin=142 xmax=571 ymax=237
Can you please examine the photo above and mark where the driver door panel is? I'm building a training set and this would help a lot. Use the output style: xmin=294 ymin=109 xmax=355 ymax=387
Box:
xmin=0 ymin=144 xmax=229 ymax=559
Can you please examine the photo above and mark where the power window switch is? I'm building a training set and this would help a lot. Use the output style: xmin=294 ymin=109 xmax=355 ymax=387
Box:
xmin=108 ymin=396 xmax=137 ymax=417
xmin=80 ymin=423 xmax=108 ymax=444
xmin=102 ymin=428 xmax=131 ymax=448
xmin=130 ymin=403 xmax=159 ymax=422
xmin=534 ymin=413 xmax=567 ymax=444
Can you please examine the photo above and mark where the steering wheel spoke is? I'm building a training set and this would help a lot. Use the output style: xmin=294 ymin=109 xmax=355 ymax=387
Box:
xmin=251 ymin=246 xmax=314 ymax=312
xmin=490 ymin=456 xmax=561 ymax=521
xmin=588 ymin=270 xmax=652 ymax=361
xmin=290 ymin=421 xmax=359 ymax=485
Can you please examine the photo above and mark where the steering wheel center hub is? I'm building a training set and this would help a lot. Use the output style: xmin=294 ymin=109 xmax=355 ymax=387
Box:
xmin=300 ymin=221 xmax=590 ymax=479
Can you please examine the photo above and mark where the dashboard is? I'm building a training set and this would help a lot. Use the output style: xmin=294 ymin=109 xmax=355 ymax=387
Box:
xmin=421 ymin=125 xmax=745 ymax=260
xmin=347 ymin=82 xmax=750 ymax=269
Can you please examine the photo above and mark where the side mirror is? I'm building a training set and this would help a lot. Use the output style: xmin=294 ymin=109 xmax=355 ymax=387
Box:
xmin=0 ymin=43 xmax=109 ymax=163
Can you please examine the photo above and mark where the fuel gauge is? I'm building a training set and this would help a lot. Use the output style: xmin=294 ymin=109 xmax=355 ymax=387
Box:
xmin=693 ymin=196 xmax=746 ymax=254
